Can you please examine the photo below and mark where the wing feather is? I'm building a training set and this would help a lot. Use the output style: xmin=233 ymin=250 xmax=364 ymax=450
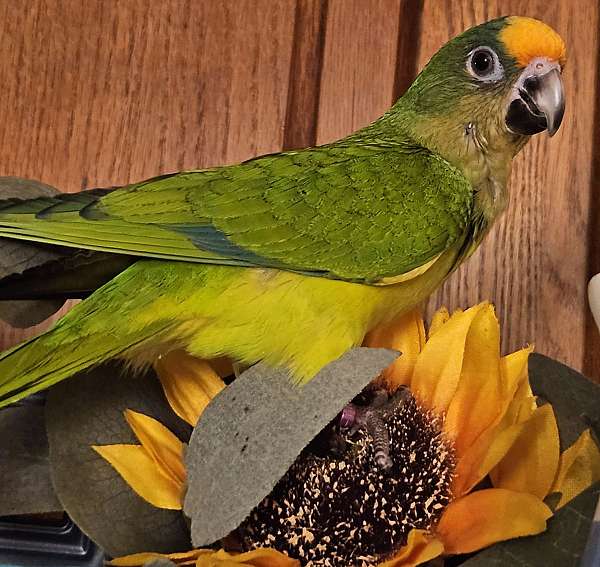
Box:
xmin=0 ymin=143 xmax=474 ymax=283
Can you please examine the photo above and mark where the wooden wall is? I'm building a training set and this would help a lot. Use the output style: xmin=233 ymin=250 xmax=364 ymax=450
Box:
xmin=0 ymin=0 xmax=598 ymax=378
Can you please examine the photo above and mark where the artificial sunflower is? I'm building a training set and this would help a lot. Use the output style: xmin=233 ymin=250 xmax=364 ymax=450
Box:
xmin=92 ymin=353 xmax=226 ymax=510
xmin=97 ymin=303 xmax=600 ymax=567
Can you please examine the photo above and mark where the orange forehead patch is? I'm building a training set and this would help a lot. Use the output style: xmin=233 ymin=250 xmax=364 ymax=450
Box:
xmin=500 ymin=16 xmax=566 ymax=68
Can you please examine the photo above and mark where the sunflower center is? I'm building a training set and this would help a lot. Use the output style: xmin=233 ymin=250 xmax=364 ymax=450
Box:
xmin=238 ymin=392 xmax=455 ymax=566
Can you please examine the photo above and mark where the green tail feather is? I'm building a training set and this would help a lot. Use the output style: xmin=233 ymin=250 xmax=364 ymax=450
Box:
xmin=0 ymin=189 xmax=231 ymax=264
xmin=0 ymin=300 xmax=169 ymax=409
xmin=0 ymin=326 xmax=167 ymax=408
xmin=0 ymin=328 xmax=123 ymax=408
xmin=0 ymin=338 xmax=96 ymax=407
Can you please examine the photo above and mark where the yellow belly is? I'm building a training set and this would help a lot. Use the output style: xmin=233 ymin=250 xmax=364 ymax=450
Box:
xmin=175 ymin=245 xmax=462 ymax=380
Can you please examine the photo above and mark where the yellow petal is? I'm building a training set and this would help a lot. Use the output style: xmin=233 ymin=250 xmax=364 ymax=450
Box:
xmin=453 ymin=419 xmax=529 ymax=497
xmin=502 ymin=377 xmax=537 ymax=426
xmin=444 ymin=304 xmax=503 ymax=455
xmin=156 ymin=350 xmax=226 ymax=426
xmin=92 ymin=444 xmax=183 ymax=509
xmin=428 ymin=306 xmax=450 ymax=339
xmin=551 ymin=429 xmax=600 ymax=509
xmin=412 ymin=303 xmax=487 ymax=412
xmin=109 ymin=550 xmax=208 ymax=566
xmin=500 ymin=346 xmax=533 ymax=403
xmin=125 ymin=409 xmax=186 ymax=485
xmin=363 ymin=309 xmax=425 ymax=391
xmin=379 ymin=529 xmax=444 ymax=566
xmin=490 ymin=403 xmax=560 ymax=499
xmin=196 ymin=548 xmax=299 ymax=566
xmin=453 ymin=364 xmax=543 ymax=498
xmin=436 ymin=489 xmax=552 ymax=554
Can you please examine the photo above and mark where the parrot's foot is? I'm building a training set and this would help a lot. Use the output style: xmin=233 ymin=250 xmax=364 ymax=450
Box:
xmin=339 ymin=386 xmax=410 ymax=470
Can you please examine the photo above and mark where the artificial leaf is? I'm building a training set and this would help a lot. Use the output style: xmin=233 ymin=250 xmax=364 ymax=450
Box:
xmin=461 ymin=485 xmax=599 ymax=566
xmin=461 ymin=355 xmax=600 ymax=566
xmin=0 ymin=403 xmax=61 ymax=515
xmin=0 ymin=177 xmax=66 ymax=326
xmin=528 ymin=354 xmax=600 ymax=448
xmin=0 ymin=249 xmax=137 ymax=300
xmin=551 ymin=429 xmax=600 ymax=509
xmin=184 ymin=347 xmax=398 ymax=547
xmin=45 ymin=362 xmax=191 ymax=557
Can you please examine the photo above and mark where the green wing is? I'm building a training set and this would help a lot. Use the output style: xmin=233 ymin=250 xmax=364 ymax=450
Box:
xmin=0 ymin=142 xmax=473 ymax=283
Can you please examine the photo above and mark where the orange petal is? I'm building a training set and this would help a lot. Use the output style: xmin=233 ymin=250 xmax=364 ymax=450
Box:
xmin=453 ymin=418 xmax=529 ymax=497
xmin=92 ymin=444 xmax=183 ymax=509
xmin=551 ymin=429 xmax=600 ymax=509
xmin=412 ymin=304 xmax=486 ymax=413
xmin=453 ymin=362 xmax=545 ymax=498
xmin=502 ymin=377 xmax=537 ymax=426
xmin=379 ymin=529 xmax=444 ymax=566
xmin=490 ymin=403 xmax=560 ymax=499
xmin=428 ymin=307 xmax=450 ymax=339
xmin=444 ymin=304 xmax=503 ymax=455
xmin=108 ymin=550 xmax=208 ymax=566
xmin=436 ymin=489 xmax=552 ymax=554
xmin=364 ymin=309 xmax=425 ymax=391
xmin=125 ymin=409 xmax=186 ymax=485
xmin=196 ymin=548 xmax=299 ymax=566
xmin=156 ymin=350 xmax=226 ymax=426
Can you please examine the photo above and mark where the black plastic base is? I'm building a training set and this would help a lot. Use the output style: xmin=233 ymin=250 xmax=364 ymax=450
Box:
xmin=0 ymin=513 xmax=104 ymax=565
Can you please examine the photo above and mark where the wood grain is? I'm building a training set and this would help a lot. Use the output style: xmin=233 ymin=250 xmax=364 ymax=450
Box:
xmin=417 ymin=1 xmax=600 ymax=378
xmin=583 ymin=13 xmax=600 ymax=378
xmin=315 ymin=0 xmax=403 ymax=144
xmin=0 ymin=0 xmax=296 ymax=348
xmin=283 ymin=0 xmax=329 ymax=150
xmin=393 ymin=0 xmax=424 ymax=101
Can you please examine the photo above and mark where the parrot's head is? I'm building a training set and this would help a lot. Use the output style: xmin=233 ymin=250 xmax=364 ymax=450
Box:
xmin=394 ymin=16 xmax=566 ymax=187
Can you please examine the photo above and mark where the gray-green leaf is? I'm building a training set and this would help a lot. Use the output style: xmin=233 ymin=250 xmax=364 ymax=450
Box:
xmin=184 ymin=347 xmax=398 ymax=547
xmin=0 ymin=177 xmax=65 ymax=326
xmin=0 ymin=404 xmax=61 ymax=516
xmin=45 ymin=363 xmax=191 ymax=557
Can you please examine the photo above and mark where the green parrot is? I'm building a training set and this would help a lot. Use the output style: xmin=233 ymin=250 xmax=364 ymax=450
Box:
xmin=0 ymin=16 xmax=566 ymax=407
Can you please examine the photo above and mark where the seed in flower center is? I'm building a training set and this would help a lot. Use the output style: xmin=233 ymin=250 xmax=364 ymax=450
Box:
xmin=237 ymin=392 xmax=455 ymax=566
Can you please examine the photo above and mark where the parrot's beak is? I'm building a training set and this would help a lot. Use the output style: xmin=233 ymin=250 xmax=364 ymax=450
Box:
xmin=505 ymin=58 xmax=565 ymax=137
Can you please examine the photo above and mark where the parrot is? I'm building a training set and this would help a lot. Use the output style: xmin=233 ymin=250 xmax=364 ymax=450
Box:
xmin=0 ymin=16 xmax=566 ymax=408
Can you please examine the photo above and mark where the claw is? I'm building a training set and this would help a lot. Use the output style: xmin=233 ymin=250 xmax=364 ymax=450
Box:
xmin=339 ymin=387 xmax=409 ymax=470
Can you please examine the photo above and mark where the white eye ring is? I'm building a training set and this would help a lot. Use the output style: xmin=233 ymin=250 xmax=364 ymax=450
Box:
xmin=466 ymin=46 xmax=504 ymax=83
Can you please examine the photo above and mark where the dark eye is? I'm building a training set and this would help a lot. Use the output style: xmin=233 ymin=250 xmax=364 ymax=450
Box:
xmin=471 ymin=50 xmax=493 ymax=75
xmin=467 ymin=47 xmax=504 ymax=82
